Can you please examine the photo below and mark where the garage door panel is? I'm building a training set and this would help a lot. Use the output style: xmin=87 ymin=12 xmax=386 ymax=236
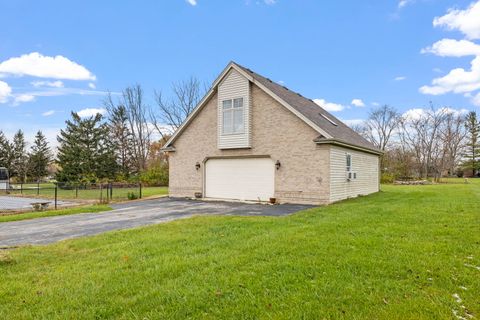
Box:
xmin=205 ymin=158 xmax=274 ymax=201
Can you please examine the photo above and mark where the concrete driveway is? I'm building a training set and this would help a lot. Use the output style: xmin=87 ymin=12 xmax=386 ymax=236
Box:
xmin=0 ymin=198 xmax=313 ymax=247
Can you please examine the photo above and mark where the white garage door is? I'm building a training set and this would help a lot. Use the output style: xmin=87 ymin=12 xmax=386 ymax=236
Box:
xmin=205 ymin=158 xmax=274 ymax=201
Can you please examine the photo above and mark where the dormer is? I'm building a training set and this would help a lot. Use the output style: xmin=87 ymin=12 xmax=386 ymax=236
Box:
xmin=217 ymin=68 xmax=251 ymax=149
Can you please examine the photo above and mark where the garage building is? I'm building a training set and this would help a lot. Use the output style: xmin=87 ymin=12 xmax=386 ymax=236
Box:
xmin=162 ymin=62 xmax=381 ymax=205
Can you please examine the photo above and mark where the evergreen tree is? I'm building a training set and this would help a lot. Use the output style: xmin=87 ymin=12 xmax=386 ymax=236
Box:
xmin=28 ymin=131 xmax=52 ymax=181
xmin=10 ymin=130 xmax=28 ymax=182
xmin=108 ymin=105 xmax=135 ymax=177
xmin=56 ymin=112 xmax=117 ymax=183
xmin=0 ymin=130 xmax=12 ymax=169
xmin=464 ymin=111 xmax=480 ymax=176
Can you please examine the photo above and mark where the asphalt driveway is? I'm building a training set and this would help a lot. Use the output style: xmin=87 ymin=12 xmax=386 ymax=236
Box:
xmin=0 ymin=198 xmax=313 ymax=247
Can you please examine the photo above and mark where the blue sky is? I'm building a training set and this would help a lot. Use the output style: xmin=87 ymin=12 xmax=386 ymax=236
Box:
xmin=1 ymin=0 xmax=480 ymax=145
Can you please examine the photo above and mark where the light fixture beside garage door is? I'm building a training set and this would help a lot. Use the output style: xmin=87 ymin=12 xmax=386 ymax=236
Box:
xmin=195 ymin=162 xmax=201 ymax=170
xmin=275 ymin=160 xmax=281 ymax=170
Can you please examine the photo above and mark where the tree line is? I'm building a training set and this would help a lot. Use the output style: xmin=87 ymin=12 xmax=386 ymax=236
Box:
xmin=353 ymin=105 xmax=480 ymax=181
xmin=0 ymin=130 xmax=52 ymax=183
xmin=0 ymin=78 xmax=204 ymax=185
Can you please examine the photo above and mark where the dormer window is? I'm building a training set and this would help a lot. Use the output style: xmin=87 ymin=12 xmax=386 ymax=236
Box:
xmin=222 ymin=97 xmax=244 ymax=134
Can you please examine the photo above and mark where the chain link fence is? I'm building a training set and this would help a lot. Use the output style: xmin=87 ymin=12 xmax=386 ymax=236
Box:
xmin=0 ymin=182 xmax=166 ymax=213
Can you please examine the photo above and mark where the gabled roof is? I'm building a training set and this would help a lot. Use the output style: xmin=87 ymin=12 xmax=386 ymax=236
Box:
xmin=163 ymin=61 xmax=381 ymax=155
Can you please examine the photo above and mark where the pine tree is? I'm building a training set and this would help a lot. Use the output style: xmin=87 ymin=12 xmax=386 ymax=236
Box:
xmin=464 ymin=111 xmax=480 ymax=177
xmin=0 ymin=130 xmax=12 ymax=169
xmin=56 ymin=112 xmax=117 ymax=183
xmin=28 ymin=131 xmax=52 ymax=181
xmin=10 ymin=130 xmax=28 ymax=182
xmin=108 ymin=105 xmax=135 ymax=178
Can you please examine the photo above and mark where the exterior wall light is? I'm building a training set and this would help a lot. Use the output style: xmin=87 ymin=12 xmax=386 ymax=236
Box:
xmin=195 ymin=162 xmax=201 ymax=170
xmin=275 ymin=160 xmax=281 ymax=170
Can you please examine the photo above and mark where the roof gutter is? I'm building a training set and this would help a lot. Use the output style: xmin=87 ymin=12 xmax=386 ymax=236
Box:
xmin=160 ymin=146 xmax=176 ymax=153
xmin=314 ymin=138 xmax=383 ymax=155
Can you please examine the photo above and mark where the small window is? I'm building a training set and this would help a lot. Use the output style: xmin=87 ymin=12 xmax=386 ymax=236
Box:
xmin=346 ymin=154 xmax=352 ymax=172
xmin=222 ymin=98 xmax=244 ymax=134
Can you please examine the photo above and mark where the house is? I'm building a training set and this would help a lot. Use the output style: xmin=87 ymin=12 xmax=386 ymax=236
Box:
xmin=162 ymin=62 xmax=382 ymax=205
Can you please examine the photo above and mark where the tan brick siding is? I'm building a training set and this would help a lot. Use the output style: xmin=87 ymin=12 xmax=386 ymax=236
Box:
xmin=168 ymin=83 xmax=331 ymax=204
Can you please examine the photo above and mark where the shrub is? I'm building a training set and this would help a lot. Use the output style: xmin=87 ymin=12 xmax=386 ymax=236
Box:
xmin=380 ymin=173 xmax=395 ymax=184
xmin=139 ymin=163 xmax=168 ymax=186
xmin=127 ymin=192 xmax=139 ymax=200
xmin=456 ymin=168 xmax=464 ymax=178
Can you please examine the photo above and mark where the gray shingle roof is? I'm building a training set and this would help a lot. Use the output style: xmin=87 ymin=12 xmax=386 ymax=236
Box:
xmin=234 ymin=63 xmax=379 ymax=152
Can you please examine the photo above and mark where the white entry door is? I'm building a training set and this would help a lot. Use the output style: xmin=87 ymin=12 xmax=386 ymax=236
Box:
xmin=205 ymin=158 xmax=274 ymax=201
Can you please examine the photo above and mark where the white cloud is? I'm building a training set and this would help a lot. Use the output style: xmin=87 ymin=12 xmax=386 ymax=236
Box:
xmin=13 ymin=94 xmax=35 ymax=105
xmin=421 ymin=38 xmax=480 ymax=57
xmin=403 ymin=107 xmax=468 ymax=120
xmin=433 ymin=1 xmax=480 ymax=40
xmin=433 ymin=67 xmax=443 ymax=73
xmin=440 ymin=107 xmax=470 ymax=115
xmin=42 ymin=110 xmax=55 ymax=116
xmin=31 ymin=80 xmax=64 ymax=88
xmin=0 ymin=52 xmax=96 ymax=80
xmin=420 ymin=2 xmax=480 ymax=103
xmin=16 ymin=87 xmax=117 ymax=99
xmin=77 ymin=108 xmax=106 ymax=118
xmin=0 ymin=81 xmax=12 ymax=103
xmin=398 ymin=0 xmax=414 ymax=8
xmin=351 ymin=99 xmax=365 ymax=107
xmin=420 ymin=56 xmax=480 ymax=95
xmin=394 ymin=76 xmax=407 ymax=81
xmin=88 ymin=82 xmax=96 ymax=89
xmin=186 ymin=0 xmax=197 ymax=5
xmin=313 ymin=98 xmax=345 ymax=112
xmin=264 ymin=0 xmax=276 ymax=4
xmin=342 ymin=119 xmax=365 ymax=127
xmin=402 ymin=108 xmax=426 ymax=120
xmin=472 ymin=92 xmax=480 ymax=106
xmin=371 ymin=102 xmax=380 ymax=106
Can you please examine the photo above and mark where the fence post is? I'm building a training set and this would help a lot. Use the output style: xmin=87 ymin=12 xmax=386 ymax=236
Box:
xmin=110 ymin=183 xmax=113 ymax=201
xmin=139 ymin=183 xmax=142 ymax=199
xmin=75 ymin=185 xmax=78 ymax=198
xmin=37 ymin=181 xmax=40 ymax=195
xmin=20 ymin=183 xmax=23 ymax=195
xmin=54 ymin=184 xmax=58 ymax=210
xmin=100 ymin=183 xmax=103 ymax=203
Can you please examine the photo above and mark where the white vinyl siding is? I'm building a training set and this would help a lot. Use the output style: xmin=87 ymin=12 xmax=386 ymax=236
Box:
xmin=205 ymin=158 xmax=274 ymax=201
xmin=217 ymin=69 xmax=250 ymax=149
xmin=329 ymin=146 xmax=379 ymax=202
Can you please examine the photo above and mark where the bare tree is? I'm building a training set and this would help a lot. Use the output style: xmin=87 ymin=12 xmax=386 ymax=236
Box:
xmin=151 ymin=77 xmax=204 ymax=138
xmin=399 ymin=106 xmax=448 ymax=179
xmin=438 ymin=112 xmax=467 ymax=177
xmin=349 ymin=123 xmax=368 ymax=137
xmin=364 ymin=105 xmax=402 ymax=151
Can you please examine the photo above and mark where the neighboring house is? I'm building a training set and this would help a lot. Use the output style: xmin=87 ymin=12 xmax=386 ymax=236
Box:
xmin=162 ymin=62 xmax=382 ymax=205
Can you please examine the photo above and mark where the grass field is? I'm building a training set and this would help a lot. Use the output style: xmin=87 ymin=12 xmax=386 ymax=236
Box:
xmin=6 ymin=184 xmax=168 ymax=201
xmin=0 ymin=181 xmax=478 ymax=319
xmin=0 ymin=205 xmax=112 ymax=223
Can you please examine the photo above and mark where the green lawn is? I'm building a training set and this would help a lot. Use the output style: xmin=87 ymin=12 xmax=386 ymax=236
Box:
xmin=0 ymin=181 xmax=479 ymax=319
xmin=8 ymin=184 xmax=168 ymax=201
xmin=0 ymin=205 xmax=112 ymax=223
